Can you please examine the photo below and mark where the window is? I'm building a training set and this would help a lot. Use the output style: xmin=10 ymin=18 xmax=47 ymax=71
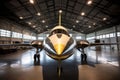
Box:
xmin=0 ymin=29 xmax=36 ymax=40
xmin=109 ymin=33 xmax=115 ymax=38
xmin=12 ymin=32 xmax=22 ymax=38
xmin=117 ymin=32 xmax=120 ymax=37
xmin=1 ymin=29 xmax=7 ymax=37
xmin=102 ymin=35 xmax=106 ymax=38
xmin=105 ymin=34 xmax=109 ymax=38
xmin=99 ymin=35 xmax=103 ymax=39
xmin=0 ymin=29 xmax=11 ymax=37
xmin=31 ymin=36 xmax=36 ymax=40
xmin=86 ymin=36 xmax=95 ymax=40
xmin=6 ymin=30 xmax=11 ymax=37
xmin=76 ymin=36 xmax=81 ymax=39
xmin=23 ymin=35 xmax=31 ymax=39
xmin=96 ymin=36 xmax=100 ymax=39
xmin=38 ymin=37 xmax=44 ymax=40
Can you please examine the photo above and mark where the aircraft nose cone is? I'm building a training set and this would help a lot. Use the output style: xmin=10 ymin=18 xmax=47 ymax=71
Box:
xmin=54 ymin=44 xmax=65 ymax=55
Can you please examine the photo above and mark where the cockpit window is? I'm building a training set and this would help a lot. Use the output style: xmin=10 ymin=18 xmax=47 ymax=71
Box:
xmin=49 ymin=29 xmax=69 ymax=36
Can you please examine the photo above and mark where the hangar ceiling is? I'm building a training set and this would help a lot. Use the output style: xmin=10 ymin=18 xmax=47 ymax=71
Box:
xmin=0 ymin=0 xmax=120 ymax=34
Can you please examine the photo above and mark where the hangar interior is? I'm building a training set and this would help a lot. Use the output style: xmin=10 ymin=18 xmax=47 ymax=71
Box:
xmin=0 ymin=0 xmax=120 ymax=80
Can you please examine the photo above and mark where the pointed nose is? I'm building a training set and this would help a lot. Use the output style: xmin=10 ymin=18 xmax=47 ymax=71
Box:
xmin=54 ymin=44 xmax=65 ymax=55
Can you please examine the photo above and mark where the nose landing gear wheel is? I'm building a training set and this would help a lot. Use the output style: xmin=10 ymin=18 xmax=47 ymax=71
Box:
xmin=34 ymin=54 xmax=40 ymax=61
xmin=34 ymin=54 xmax=37 ymax=61
xmin=81 ymin=54 xmax=87 ymax=63
xmin=37 ymin=54 xmax=40 ymax=61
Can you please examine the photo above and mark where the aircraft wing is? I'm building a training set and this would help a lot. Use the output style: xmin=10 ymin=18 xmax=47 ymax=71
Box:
xmin=0 ymin=43 xmax=31 ymax=46
xmin=89 ymin=43 xmax=118 ymax=46
xmin=0 ymin=40 xmax=43 ymax=49
xmin=76 ymin=40 xmax=119 ymax=49
xmin=76 ymin=40 xmax=90 ymax=49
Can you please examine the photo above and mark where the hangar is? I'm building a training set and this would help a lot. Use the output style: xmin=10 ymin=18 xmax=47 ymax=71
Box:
xmin=0 ymin=0 xmax=120 ymax=80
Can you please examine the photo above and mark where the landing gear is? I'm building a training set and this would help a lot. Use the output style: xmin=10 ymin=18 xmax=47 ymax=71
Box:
xmin=81 ymin=53 xmax=87 ymax=61
xmin=34 ymin=54 xmax=40 ymax=61
xmin=34 ymin=48 xmax=40 ymax=62
xmin=81 ymin=53 xmax=87 ymax=64
xmin=79 ymin=48 xmax=87 ymax=64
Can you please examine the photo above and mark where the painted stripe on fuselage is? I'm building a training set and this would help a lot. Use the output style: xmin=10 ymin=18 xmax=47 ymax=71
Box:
xmin=63 ymin=39 xmax=76 ymax=54
xmin=45 ymin=37 xmax=56 ymax=52
xmin=62 ymin=37 xmax=74 ymax=53
xmin=43 ymin=39 xmax=56 ymax=54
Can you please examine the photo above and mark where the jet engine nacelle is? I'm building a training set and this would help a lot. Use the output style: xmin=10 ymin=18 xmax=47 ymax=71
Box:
xmin=76 ymin=40 xmax=89 ymax=49
xmin=31 ymin=40 xmax=43 ymax=49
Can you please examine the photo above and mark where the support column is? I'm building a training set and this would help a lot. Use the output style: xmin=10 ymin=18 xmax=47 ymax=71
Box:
xmin=22 ymin=29 xmax=24 ymax=43
xmin=10 ymin=27 xmax=13 ymax=44
xmin=109 ymin=33 xmax=112 ymax=50
xmin=36 ymin=34 xmax=38 ymax=40
xmin=95 ymin=31 xmax=97 ymax=39
xmin=115 ymin=26 xmax=120 ymax=53
xmin=85 ymin=34 xmax=87 ymax=40
xmin=114 ymin=26 xmax=120 ymax=67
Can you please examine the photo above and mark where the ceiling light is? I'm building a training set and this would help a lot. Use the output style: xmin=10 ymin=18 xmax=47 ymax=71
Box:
xmin=19 ymin=16 xmax=23 ymax=19
xmin=37 ymin=12 xmax=41 ymax=16
xmin=46 ymin=25 xmax=48 ymax=28
xmin=59 ymin=10 xmax=62 ymax=13
xmin=28 ymin=22 xmax=32 ymax=25
xmin=73 ymin=25 xmax=75 ymax=28
xmin=76 ymin=20 xmax=79 ymax=23
xmin=87 ymin=0 xmax=92 ymax=5
xmin=29 ymin=0 xmax=34 ymax=4
xmin=81 ymin=31 xmax=84 ymax=32
xmin=88 ymin=25 xmax=91 ymax=28
xmin=81 ymin=12 xmax=85 ymax=16
xmin=93 ymin=23 xmax=96 ymax=25
xmin=103 ymin=17 xmax=107 ymax=21
xmin=33 ymin=25 xmax=36 ymax=28
xmin=42 ymin=20 xmax=45 ymax=23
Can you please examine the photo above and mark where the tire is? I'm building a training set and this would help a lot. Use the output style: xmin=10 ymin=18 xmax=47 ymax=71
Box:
xmin=37 ymin=54 xmax=40 ymax=61
xmin=34 ymin=54 xmax=37 ymax=61
xmin=81 ymin=54 xmax=84 ymax=61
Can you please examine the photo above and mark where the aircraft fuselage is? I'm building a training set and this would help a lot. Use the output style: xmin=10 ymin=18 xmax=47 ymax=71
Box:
xmin=43 ymin=26 xmax=76 ymax=60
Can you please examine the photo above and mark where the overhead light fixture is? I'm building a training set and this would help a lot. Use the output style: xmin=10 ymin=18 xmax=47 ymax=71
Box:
xmin=73 ymin=25 xmax=75 ymax=28
xmin=59 ymin=10 xmax=62 ymax=13
xmin=103 ymin=17 xmax=107 ymax=21
xmin=76 ymin=20 xmax=79 ymax=23
xmin=88 ymin=25 xmax=91 ymax=28
xmin=87 ymin=0 xmax=92 ymax=5
xmin=93 ymin=23 xmax=96 ymax=25
xmin=33 ymin=25 xmax=36 ymax=28
xmin=19 ymin=16 xmax=23 ymax=19
xmin=29 ymin=0 xmax=34 ymax=4
xmin=37 ymin=12 xmax=41 ymax=16
xmin=81 ymin=12 xmax=85 ymax=16
xmin=46 ymin=25 xmax=48 ymax=28
xmin=42 ymin=20 xmax=45 ymax=23
xmin=28 ymin=22 xmax=32 ymax=25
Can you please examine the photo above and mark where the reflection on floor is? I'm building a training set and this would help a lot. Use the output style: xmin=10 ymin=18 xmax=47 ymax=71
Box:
xmin=78 ymin=64 xmax=120 ymax=80
xmin=0 ymin=48 xmax=120 ymax=80
xmin=0 ymin=50 xmax=43 ymax=80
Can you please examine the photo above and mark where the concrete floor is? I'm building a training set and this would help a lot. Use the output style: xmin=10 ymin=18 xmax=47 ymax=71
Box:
xmin=0 ymin=48 xmax=120 ymax=80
